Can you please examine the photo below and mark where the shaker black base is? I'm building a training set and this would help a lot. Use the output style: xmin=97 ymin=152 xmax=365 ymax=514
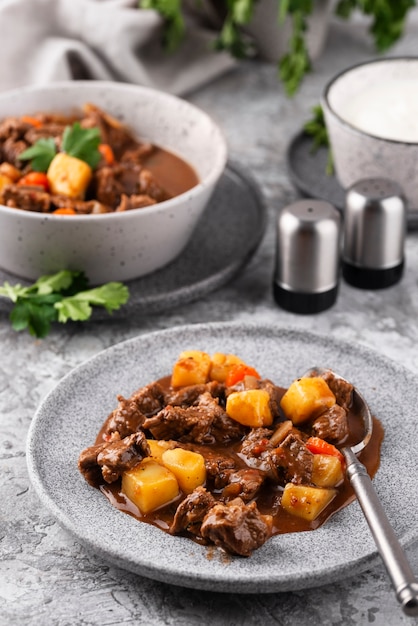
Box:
xmin=273 ymin=283 xmax=339 ymax=314
xmin=342 ymin=260 xmax=404 ymax=289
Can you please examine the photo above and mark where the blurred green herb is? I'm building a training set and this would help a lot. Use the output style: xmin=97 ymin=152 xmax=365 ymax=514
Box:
xmin=141 ymin=0 xmax=185 ymax=52
xmin=18 ymin=138 xmax=57 ymax=172
xmin=303 ymin=104 xmax=334 ymax=175
xmin=336 ymin=0 xmax=415 ymax=52
xmin=139 ymin=0 xmax=416 ymax=96
xmin=18 ymin=123 xmax=101 ymax=172
xmin=0 ymin=270 xmax=130 ymax=338
xmin=278 ymin=1 xmax=313 ymax=96
xmin=61 ymin=123 xmax=102 ymax=168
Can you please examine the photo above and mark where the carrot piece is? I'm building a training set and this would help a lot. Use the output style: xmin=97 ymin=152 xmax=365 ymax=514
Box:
xmin=306 ymin=436 xmax=344 ymax=465
xmin=225 ymin=364 xmax=261 ymax=386
xmin=98 ymin=143 xmax=115 ymax=165
xmin=21 ymin=115 xmax=43 ymax=128
xmin=17 ymin=172 xmax=49 ymax=191
xmin=53 ymin=207 xmax=77 ymax=215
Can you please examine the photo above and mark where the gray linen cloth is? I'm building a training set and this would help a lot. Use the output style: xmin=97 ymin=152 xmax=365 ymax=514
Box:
xmin=0 ymin=0 xmax=236 ymax=95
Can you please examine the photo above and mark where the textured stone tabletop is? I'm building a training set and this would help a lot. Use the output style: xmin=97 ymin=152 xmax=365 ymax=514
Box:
xmin=2 ymin=14 xmax=418 ymax=626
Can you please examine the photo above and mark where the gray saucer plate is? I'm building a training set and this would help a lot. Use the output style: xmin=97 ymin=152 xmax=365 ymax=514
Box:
xmin=0 ymin=161 xmax=267 ymax=318
xmin=287 ymin=132 xmax=418 ymax=229
xmin=26 ymin=321 xmax=418 ymax=593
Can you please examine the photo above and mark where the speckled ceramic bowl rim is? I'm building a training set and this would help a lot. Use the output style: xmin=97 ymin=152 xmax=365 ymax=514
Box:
xmin=0 ymin=81 xmax=228 ymax=221
xmin=26 ymin=322 xmax=418 ymax=593
xmin=321 ymin=56 xmax=418 ymax=146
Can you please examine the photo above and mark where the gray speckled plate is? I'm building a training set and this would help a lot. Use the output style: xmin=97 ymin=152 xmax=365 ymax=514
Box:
xmin=26 ymin=322 xmax=418 ymax=593
xmin=0 ymin=161 xmax=266 ymax=317
xmin=287 ymin=131 xmax=418 ymax=229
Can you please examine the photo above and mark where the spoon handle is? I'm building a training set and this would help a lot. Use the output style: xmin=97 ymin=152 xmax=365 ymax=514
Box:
xmin=343 ymin=447 xmax=418 ymax=617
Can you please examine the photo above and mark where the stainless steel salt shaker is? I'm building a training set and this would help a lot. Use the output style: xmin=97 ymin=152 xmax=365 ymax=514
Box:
xmin=342 ymin=178 xmax=406 ymax=289
xmin=273 ymin=199 xmax=341 ymax=313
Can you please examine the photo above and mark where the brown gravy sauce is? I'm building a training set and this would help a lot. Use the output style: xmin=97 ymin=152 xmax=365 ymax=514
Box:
xmin=97 ymin=377 xmax=384 ymax=539
xmin=142 ymin=147 xmax=199 ymax=198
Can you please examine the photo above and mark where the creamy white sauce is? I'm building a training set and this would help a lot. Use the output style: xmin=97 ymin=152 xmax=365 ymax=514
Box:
xmin=336 ymin=80 xmax=418 ymax=142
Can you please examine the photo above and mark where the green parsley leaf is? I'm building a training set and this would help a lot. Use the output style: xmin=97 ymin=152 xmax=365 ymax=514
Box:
xmin=55 ymin=283 xmax=130 ymax=323
xmin=336 ymin=0 xmax=415 ymax=52
xmin=304 ymin=104 xmax=334 ymax=175
xmin=141 ymin=0 xmax=185 ymax=52
xmin=0 ymin=281 xmax=28 ymax=302
xmin=278 ymin=8 xmax=312 ymax=96
xmin=29 ymin=270 xmax=79 ymax=296
xmin=18 ymin=138 xmax=57 ymax=172
xmin=61 ymin=123 xmax=101 ymax=169
xmin=10 ymin=293 xmax=61 ymax=338
xmin=0 ymin=270 xmax=130 ymax=338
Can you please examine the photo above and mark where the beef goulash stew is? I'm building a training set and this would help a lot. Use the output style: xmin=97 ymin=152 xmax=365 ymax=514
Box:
xmin=0 ymin=103 xmax=198 ymax=215
xmin=78 ymin=351 xmax=384 ymax=557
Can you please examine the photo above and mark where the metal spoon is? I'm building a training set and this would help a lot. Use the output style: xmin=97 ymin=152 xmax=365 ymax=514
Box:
xmin=304 ymin=367 xmax=418 ymax=617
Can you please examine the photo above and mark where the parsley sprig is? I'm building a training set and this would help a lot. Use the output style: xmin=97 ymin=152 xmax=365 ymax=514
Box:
xmin=18 ymin=122 xmax=102 ymax=172
xmin=336 ymin=0 xmax=415 ymax=53
xmin=0 ymin=270 xmax=130 ymax=338
xmin=303 ymin=104 xmax=334 ymax=175
xmin=140 ymin=0 xmax=416 ymax=96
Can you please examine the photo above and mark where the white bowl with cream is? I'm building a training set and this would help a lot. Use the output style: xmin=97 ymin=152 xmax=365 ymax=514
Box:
xmin=322 ymin=57 xmax=418 ymax=209
xmin=0 ymin=82 xmax=227 ymax=284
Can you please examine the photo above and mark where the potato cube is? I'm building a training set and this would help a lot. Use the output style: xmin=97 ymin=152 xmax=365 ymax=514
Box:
xmin=47 ymin=152 xmax=92 ymax=198
xmin=280 ymin=377 xmax=336 ymax=424
xmin=281 ymin=484 xmax=336 ymax=521
xmin=171 ymin=350 xmax=211 ymax=387
xmin=312 ymin=454 xmax=344 ymax=487
xmin=121 ymin=459 xmax=179 ymax=514
xmin=210 ymin=353 xmax=245 ymax=383
xmin=226 ymin=389 xmax=273 ymax=427
xmin=0 ymin=173 xmax=13 ymax=193
xmin=146 ymin=439 xmax=174 ymax=461
xmin=162 ymin=448 xmax=206 ymax=494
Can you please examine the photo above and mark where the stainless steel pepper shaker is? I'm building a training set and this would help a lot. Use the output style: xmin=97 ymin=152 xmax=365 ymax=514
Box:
xmin=342 ymin=178 xmax=406 ymax=289
xmin=273 ymin=199 xmax=341 ymax=313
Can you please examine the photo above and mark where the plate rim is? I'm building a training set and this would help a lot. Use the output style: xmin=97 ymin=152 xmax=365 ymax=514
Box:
xmin=26 ymin=321 xmax=418 ymax=592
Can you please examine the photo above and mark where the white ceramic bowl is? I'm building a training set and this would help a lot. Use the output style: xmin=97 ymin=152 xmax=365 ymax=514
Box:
xmin=0 ymin=82 xmax=227 ymax=284
xmin=322 ymin=57 xmax=418 ymax=210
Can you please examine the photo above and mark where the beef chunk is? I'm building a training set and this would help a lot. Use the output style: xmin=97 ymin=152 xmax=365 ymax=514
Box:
xmin=0 ymin=116 xmax=30 ymax=141
xmin=240 ymin=428 xmax=274 ymax=458
xmin=239 ymin=428 xmax=276 ymax=475
xmin=81 ymin=103 xmax=135 ymax=155
xmin=311 ymin=404 xmax=349 ymax=443
xmin=1 ymin=184 xmax=51 ymax=212
xmin=115 ymin=193 xmax=156 ymax=212
xmin=319 ymin=370 xmax=353 ymax=410
xmin=220 ymin=469 xmax=265 ymax=502
xmin=94 ymin=164 xmax=138 ymax=208
xmin=24 ymin=125 xmax=64 ymax=146
xmin=272 ymin=432 xmax=313 ymax=484
xmin=165 ymin=381 xmax=225 ymax=408
xmin=104 ymin=382 xmax=165 ymax=438
xmin=132 ymin=382 xmax=166 ymax=417
xmin=200 ymin=498 xmax=272 ymax=556
xmin=138 ymin=169 xmax=171 ymax=202
xmin=120 ymin=143 xmax=155 ymax=163
xmin=77 ymin=440 xmax=109 ymax=487
xmin=104 ymin=396 xmax=147 ymax=439
xmin=191 ymin=447 xmax=237 ymax=488
xmin=97 ymin=433 xmax=149 ymax=483
xmin=143 ymin=392 xmax=245 ymax=444
xmin=169 ymin=486 xmax=216 ymax=535
xmin=51 ymin=195 xmax=111 ymax=214
xmin=1 ymin=137 xmax=28 ymax=165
